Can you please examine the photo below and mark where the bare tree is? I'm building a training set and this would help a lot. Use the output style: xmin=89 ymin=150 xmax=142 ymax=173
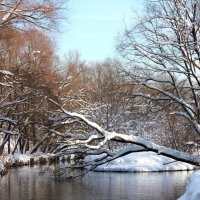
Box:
xmin=0 ymin=27 xmax=60 ymax=155
xmin=117 ymin=0 xmax=200 ymax=138
xmin=0 ymin=0 xmax=66 ymax=30
xmin=0 ymin=0 xmax=68 ymax=155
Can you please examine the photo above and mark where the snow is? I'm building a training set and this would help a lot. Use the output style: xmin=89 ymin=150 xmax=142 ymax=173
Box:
xmin=0 ymin=152 xmax=198 ymax=199
xmin=0 ymin=70 xmax=13 ymax=76
xmin=0 ymin=153 xmax=57 ymax=175
xmin=2 ymin=13 xmax=10 ymax=21
xmin=85 ymin=152 xmax=195 ymax=172
xmin=178 ymin=171 xmax=200 ymax=200
xmin=3 ymin=154 xmax=30 ymax=166
xmin=0 ymin=158 xmax=6 ymax=174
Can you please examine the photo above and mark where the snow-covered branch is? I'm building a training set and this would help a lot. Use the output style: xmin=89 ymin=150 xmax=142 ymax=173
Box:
xmin=50 ymin=100 xmax=200 ymax=169
xmin=117 ymin=0 xmax=200 ymax=136
xmin=0 ymin=0 xmax=66 ymax=30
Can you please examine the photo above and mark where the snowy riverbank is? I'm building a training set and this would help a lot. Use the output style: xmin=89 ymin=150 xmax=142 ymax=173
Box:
xmin=85 ymin=152 xmax=200 ymax=199
xmin=1 ymin=151 xmax=200 ymax=199
xmin=85 ymin=152 xmax=195 ymax=172
xmin=86 ymin=152 xmax=200 ymax=200
xmin=178 ymin=171 xmax=200 ymax=200
xmin=0 ymin=153 xmax=57 ymax=175
xmin=1 ymin=151 xmax=195 ymax=175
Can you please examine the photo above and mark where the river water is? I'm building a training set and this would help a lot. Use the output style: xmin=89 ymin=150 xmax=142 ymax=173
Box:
xmin=0 ymin=165 xmax=192 ymax=200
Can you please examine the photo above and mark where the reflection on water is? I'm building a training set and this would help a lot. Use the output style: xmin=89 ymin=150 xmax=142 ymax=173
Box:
xmin=0 ymin=165 xmax=192 ymax=200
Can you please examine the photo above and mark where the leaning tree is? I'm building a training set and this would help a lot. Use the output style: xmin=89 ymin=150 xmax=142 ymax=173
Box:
xmin=41 ymin=99 xmax=200 ymax=179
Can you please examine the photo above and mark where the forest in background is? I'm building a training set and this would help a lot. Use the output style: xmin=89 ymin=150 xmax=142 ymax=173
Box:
xmin=1 ymin=0 xmax=200 ymax=174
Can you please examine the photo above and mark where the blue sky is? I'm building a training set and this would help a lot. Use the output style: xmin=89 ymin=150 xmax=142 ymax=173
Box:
xmin=57 ymin=0 xmax=143 ymax=62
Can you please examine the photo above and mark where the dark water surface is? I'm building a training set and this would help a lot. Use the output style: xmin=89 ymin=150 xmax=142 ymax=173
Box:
xmin=0 ymin=165 xmax=191 ymax=200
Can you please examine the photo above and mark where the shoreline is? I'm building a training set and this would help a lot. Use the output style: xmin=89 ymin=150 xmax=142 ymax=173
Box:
xmin=0 ymin=153 xmax=58 ymax=176
xmin=1 ymin=152 xmax=200 ymax=199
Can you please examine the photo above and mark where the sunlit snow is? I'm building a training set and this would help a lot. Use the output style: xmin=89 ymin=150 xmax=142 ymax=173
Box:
xmin=178 ymin=171 xmax=200 ymax=200
xmin=85 ymin=152 xmax=194 ymax=172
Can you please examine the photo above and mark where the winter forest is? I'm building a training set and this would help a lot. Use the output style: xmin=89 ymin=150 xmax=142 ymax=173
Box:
xmin=1 ymin=0 xmax=200 ymax=199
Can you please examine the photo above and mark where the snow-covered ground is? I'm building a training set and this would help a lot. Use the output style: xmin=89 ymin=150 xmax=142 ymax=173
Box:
xmin=0 ymin=153 xmax=57 ymax=175
xmin=85 ymin=152 xmax=195 ymax=172
xmin=1 ymin=151 xmax=195 ymax=175
xmin=178 ymin=171 xmax=200 ymax=200
xmin=0 ymin=154 xmax=29 ymax=175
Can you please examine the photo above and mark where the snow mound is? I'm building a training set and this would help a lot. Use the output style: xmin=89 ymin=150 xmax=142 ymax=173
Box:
xmin=85 ymin=152 xmax=195 ymax=172
xmin=3 ymin=154 xmax=30 ymax=167
xmin=178 ymin=171 xmax=200 ymax=200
